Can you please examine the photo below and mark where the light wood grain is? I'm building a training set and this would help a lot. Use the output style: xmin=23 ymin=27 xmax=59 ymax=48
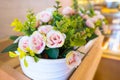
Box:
xmin=0 ymin=68 xmax=16 ymax=80
xmin=94 ymin=57 xmax=120 ymax=80
xmin=102 ymin=53 xmax=120 ymax=61
xmin=0 ymin=38 xmax=13 ymax=62
xmin=0 ymin=63 xmax=30 ymax=80
xmin=70 ymin=36 xmax=104 ymax=80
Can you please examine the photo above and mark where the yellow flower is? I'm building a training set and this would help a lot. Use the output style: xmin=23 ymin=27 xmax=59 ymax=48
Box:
xmin=9 ymin=51 xmax=18 ymax=58
xmin=26 ymin=48 xmax=35 ymax=56
xmin=17 ymin=48 xmax=26 ymax=59
xmin=11 ymin=19 xmax=23 ymax=32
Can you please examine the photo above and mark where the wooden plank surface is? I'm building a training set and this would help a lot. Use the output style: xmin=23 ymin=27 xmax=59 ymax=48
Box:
xmin=94 ymin=57 xmax=120 ymax=80
xmin=0 ymin=63 xmax=30 ymax=80
xmin=70 ymin=36 xmax=104 ymax=80
xmin=0 ymin=38 xmax=29 ymax=80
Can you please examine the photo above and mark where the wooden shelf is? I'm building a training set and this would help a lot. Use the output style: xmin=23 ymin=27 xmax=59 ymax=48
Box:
xmin=0 ymin=36 xmax=104 ymax=80
xmin=70 ymin=36 xmax=104 ymax=80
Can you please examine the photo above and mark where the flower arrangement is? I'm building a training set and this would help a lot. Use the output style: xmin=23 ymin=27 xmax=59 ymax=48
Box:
xmin=2 ymin=0 xmax=107 ymax=68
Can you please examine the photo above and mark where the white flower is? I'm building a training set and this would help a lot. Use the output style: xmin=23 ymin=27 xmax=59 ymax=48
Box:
xmin=36 ymin=11 xmax=52 ymax=23
xmin=62 ymin=6 xmax=75 ymax=15
xmin=46 ymin=30 xmax=66 ymax=48
xmin=66 ymin=51 xmax=83 ymax=69
xmin=29 ymin=31 xmax=46 ymax=54
xmin=38 ymin=25 xmax=53 ymax=34
xmin=18 ymin=36 xmax=29 ymax=52
xmin=86 ymin=19 xmax=95 ymax=28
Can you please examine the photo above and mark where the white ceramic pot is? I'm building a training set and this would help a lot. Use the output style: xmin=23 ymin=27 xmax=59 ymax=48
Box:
xmin=20 ymin=56 xmax=74 ymax=80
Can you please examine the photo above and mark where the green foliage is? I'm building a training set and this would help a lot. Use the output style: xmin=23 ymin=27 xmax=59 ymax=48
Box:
xmin=52 ymin=11 xmax=63 ymax=26
xmin=11 ymin=10 xmax=36 ymax=36
xmin=23 ymin=10 xmax=37 ymax=36
xmin=54 ymin=0 xmax=62 ymax=12
xmin=9 ymin=36 xmax=19 ymax=40
xmin=54 ymin=14 xmax=87 ymax=48
xmin=1 ymin=43 xmax=18 ymax=53
xmin=33 ymin=56 xmax=39 ymax=62
xmin=70 ymin=32 xmax=86 ymax=46
xmin=72 ymin=0 xmax=79 ymax=12
xmin=45 ymin=48 xmax=59 ymax=59
xmin=89 ymin=8 xmax=95 ymax=17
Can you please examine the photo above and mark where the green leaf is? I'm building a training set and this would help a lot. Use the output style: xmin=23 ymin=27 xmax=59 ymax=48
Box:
xmin=34 ymin=56 xmax=39 ymax=62
xmin=24 ymin=58 xmax=28 ymax=67
xmin=70 ymin=33 xmax=86 ymax=46
xmin=45 ymin=48 xmax=59 ymax=59
xmin=9 ymin=36 xmax=19 ymax=40
xmin=9 ymin=51 xmax=18 ymax=57
xmin=1 ymin=43 xmax=18 ymax=53
xmin=71 ymin=38 xmax=86 ymax=46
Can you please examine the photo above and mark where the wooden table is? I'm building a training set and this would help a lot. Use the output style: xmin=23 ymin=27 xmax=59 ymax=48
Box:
xmin=0 ymin=36 xmax=104 ymax=80
xmin=94 ymin=50 xmax=120 ymax=80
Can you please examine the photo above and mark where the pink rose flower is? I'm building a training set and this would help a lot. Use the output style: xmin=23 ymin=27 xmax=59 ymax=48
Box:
xmin=79 ymin=12 xmax=84 ymax=17
xmin=96 ymin=14 xmax=105 ymax=20
xmin=86 ymin=19 xmax=95 ymax=28
xmin=102 ymin=24 xmax=108 ymax=34
xmin=82 ymin=14 xmax=89 ymax=20
xmin=46 ymin=30 xmax=66 ymax=48
xmin=29 ymin=31 xmax=46 ymax=54
xmin=90 ymin=16 xmax=98 ymax=23
xmin=95 ymin=10 xmax=101 ymax=15
xmin=95 ymin=28 xmax=102 ymax=36
xmin=66 ymin=51 xmax=83 ymax=69
xmin=18 ymin=36 xmax=29 ymax=52
xmin=36 ymin=11 xmax=52 ymax=23
xmin=62 ymin=6 xmax=75 ymax=16
xmin=38 ymin=25 xmax=53 ymax=34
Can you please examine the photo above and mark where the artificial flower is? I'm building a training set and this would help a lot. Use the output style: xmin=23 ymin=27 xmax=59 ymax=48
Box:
xmin=46 ymin=30 xmax=66 ymax=48
xmin=36 ymin=11 xmax=52 ymax=23
xmin=18 ymin=36 xmax=29 ymax=52
xmin=86 ymin=19 xmax=95 ymax=28
xmin=81 ymin=14 xmax=89 ymax=19
xmin=29 ymin=31 xmax=46 ymax=54
xmin=38 ymin=25 xmax=53 ymax=34
xmin=66 ymin=51 xmax=83 ymax=69
xmin=62 ymin=6 xmax=75 ymax=16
